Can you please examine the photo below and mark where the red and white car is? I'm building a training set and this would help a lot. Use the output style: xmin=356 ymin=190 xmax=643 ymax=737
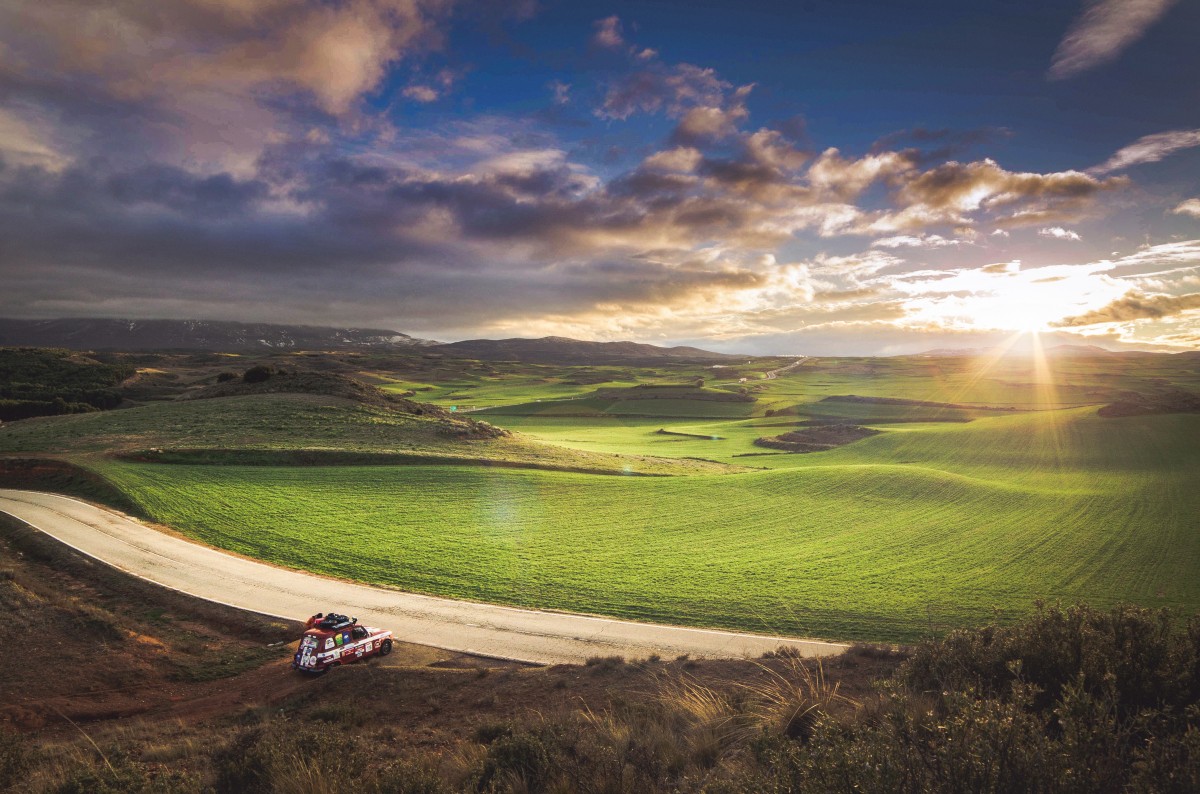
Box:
xmin=293 ymin=613 xmax=393 ymax=673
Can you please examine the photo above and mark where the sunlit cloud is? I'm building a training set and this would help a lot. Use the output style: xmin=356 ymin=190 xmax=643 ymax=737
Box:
xmin=1054 ymin=291 xmax=1200 ymax=326
xmin=591 ymin=15 xmax=625 ymax=49
xmin=871 ymin=234 xmax=963 ymax=249
xmin=1039 ymin=226 xmax=1082 ymax=241
xmin=1049 ymin=0 xmax=1179 ymax=80
xmin=1173 ymin=199 xmax=1200 ymax=218
xmin=1090 ymin=129 xmax=1200 ymax=174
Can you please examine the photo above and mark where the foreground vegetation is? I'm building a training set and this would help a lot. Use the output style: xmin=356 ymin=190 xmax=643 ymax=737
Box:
xmin=7 ymin=602 xmax=1198 ymax=793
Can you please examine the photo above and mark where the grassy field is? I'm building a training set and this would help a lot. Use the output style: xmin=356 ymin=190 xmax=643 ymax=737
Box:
xmin=0 ymin=393 xmax=740 ymax=476
xmin=4 ymin=348 xmax=1197 ymax=642
xmin=88 ymin=406 xmax=1200 ymax=642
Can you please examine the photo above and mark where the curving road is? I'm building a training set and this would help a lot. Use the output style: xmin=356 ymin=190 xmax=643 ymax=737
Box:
xmin=0 ymin=489 xmax=846 ymax=664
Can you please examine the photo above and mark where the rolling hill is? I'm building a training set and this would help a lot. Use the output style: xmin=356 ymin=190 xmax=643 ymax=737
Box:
xmin=430 ymin=335 xmax=741 ymax=364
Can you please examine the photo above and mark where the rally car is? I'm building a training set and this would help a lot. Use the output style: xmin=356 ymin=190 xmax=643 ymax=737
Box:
xmin=292 ymin=613 xmax=393 ymax=674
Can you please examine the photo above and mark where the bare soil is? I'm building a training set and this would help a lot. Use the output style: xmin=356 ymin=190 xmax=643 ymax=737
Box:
xmin=754 ymin=423 xmax=880 ymax=452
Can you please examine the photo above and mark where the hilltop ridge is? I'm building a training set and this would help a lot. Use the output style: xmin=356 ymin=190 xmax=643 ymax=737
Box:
xmin=430 ymin=335 xmax=740 ymax=364
xmin=0 ymin=318 xmax=438 ymax=352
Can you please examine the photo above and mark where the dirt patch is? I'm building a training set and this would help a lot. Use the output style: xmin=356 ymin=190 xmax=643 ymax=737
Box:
xmin=0 ymin=513 xmax=300 ymax=731
xmin=1098 ymin=389 xmax=1200 ymax=417
xmin=655 ymin=428 xmax=725 ymax=440
xmin=754 ymin=423 xmax=880 ymax=453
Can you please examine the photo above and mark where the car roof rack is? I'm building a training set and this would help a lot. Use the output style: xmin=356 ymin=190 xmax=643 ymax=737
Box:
xmin=316 ymin=613 xmax=355 ymax=631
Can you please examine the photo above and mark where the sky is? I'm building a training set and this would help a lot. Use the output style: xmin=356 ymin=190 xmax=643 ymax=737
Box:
xmin=1 ymin=0 xmax=1199 ymax=355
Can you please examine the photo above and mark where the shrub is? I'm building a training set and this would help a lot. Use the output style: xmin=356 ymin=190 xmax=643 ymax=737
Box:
xmin=53 ymin=747 xmax=203 ymax=794
xmin=900 ymin=602 xmax=1200 ymax=717
xmin=241 ymin=365 xmax=274 ymax=384
xmin=585 ymin=655 xmax=626 ymax=673
xmin=377 ymin=760 xmax=449 ymax=794
xmin=474 ymin=731 xmax=552 ymax=792
xmin=211 ymin=721 xmax=365 ymax=794
xmin=0 ymin=731 xmax=29 ymax=791
xmin=215 ymin=371 xmax=238 ymax=383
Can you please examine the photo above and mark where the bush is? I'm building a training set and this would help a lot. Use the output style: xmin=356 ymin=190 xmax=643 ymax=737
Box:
xmin=53 ymin=747 xmax=202 ymax=794
xmin=377 ymin=760 xmax=449 ymax=794
xmin=474 ymin=731 xmax=552 ymax=792
xmin=241 ymin=365 xmax=274 ymax=384
xmin=0 ymin=731 xmax=29 ymax=791
xmin=216 ymin=371 xmax=238 ymax=383
xmin=900 ymin=602 xmax=1200 ymax=717
xmin=211 ymin=721 xmax=365 ymax=794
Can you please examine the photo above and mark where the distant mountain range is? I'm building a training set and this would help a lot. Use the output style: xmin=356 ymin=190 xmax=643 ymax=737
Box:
xmin=0 ymin=320 xmax=739 ymax=362
xmin=0 ymin=318 xmax=437 ymax=351
xmin=916 ymin=344 xmax=1122 ymax=358
xmin=429 ymin=336 xmax=740 ymax=364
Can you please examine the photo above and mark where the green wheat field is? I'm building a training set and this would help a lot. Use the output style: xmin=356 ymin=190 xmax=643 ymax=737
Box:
xmin=4 ymin=351 xmax=1198 ymax=641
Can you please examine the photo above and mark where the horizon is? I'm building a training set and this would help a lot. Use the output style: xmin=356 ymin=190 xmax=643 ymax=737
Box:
xmin=2 ymin=1 xmax=1199 ymax=355
xmin=4 ymin=314 xmax=1194 ymax=358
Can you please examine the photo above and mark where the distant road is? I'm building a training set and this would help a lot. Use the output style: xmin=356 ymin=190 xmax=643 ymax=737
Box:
xmin=765 ymin=357 xmax=807 ymax=380
xmin=0 ymin=490 xmax=846 ymax=664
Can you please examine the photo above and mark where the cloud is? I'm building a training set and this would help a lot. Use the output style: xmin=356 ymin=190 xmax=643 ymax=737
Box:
xmin=898 ymin=160 xmax=1116 ymax=216
xmin=1090 ymin=129 xmax=1200 ymax=174
xmin=870 ymin=126 xmax=1012 ymax=164
xmin=812 ymin=287 xmax=882 ymax=302
xmin=0 ymin=0 xmax=453 ymax=173
xmin=591 ymin=16 xmax=625 ymax=49
xmin=871 ymin=234 xmax=963 ymax=249
xmin=597 ymin=63 xmax=730 ymax=120
xmin=1039 ymin=226 xmax=1082 ymax=241
xmin=1172 ymin=198 xmax=1200 ymax=218
xmin=1054 ymin=291 xmax=1200 ymax=326
xmin=548 ymin=80 xmax=571 ymax=105
xmin=402 ymin=85 xmax=440 ymax=102
xmin=807 ymin=148 xmax=914 ymax=201
xmin=670 ymin=87 xmax=753 ymax=145
xmin=847 ymin=159 xmax=1126 ymax=234
xmin=1049 ymin=0 xmax=1180 ymax=79
xmin=980 ymin=261 xmax=1020 ymax=274
xmin=0 ymin=106 xmax=70 ymax=171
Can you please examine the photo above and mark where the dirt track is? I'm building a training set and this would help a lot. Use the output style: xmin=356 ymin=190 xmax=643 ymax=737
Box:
xmin=0 ymin=489 xmax=846 ymax=664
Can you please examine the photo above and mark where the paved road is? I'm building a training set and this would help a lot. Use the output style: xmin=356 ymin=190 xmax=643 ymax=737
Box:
xmin=764 ymin=357 xmax=807 ymax=380
xmin=0 ymin=489 xmax=846 ymax=664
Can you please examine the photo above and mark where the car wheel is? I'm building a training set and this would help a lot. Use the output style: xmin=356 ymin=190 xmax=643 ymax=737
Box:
xmin=380 ymin=638 xmax=393 ymax=656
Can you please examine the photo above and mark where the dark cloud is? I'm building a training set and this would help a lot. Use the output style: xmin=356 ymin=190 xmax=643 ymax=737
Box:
xmin=597 ymin=63 xmax=730 ymax=121
xmin=105 ymin=166 xmax=271 ymax=218
xmin=870 ymin=126 xmax=1012 ymax=165
xmin=890 ymin=159 xmax=1127 ymax=229
xmin=1054 ymin=291 xmax=1200 ymax=326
